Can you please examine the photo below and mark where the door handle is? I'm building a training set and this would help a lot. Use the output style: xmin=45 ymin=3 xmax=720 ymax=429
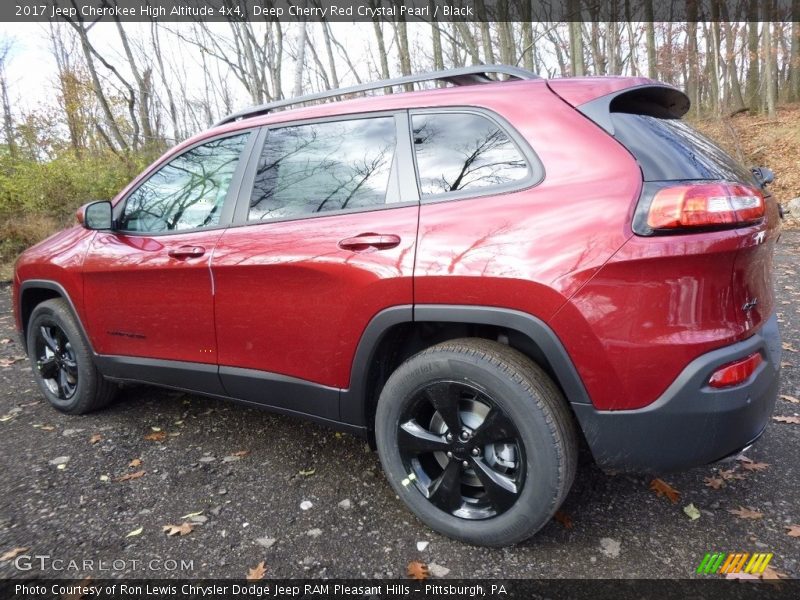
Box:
xmin=338 ymin=234 xmax=401 ymax=252
xmin=168 ymin=246 xmax=206 ymax=259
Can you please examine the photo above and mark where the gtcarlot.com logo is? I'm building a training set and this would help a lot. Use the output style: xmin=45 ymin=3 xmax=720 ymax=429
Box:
xmin=696 ymin=552 xmax=773 ymax=575
xmin=14 ymin=554 xmax=194 ymax=572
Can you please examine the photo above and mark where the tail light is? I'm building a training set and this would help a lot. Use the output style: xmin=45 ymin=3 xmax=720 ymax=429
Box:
xmin=708 ymin=352 xmax=762 ymax=388
xmin=634 ymin=182 xmax=765 ymax=235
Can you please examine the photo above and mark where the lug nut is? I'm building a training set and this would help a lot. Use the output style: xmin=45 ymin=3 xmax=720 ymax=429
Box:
xmin=462 ymin=460 xmax=469 ymax=468
xmin=471 ymin=448 xmax=480 ymax=456
xmin=446 ymin=433 xmax=453 ymax=442
xmin=460 ymin=430 xmax=470 ymax=441
xmin=446 ymin=451 xmax=453 ymax=458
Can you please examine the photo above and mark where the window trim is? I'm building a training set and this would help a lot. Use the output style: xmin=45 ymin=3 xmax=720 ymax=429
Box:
xmin=113 ymin=128 xmax=258 ymax=237
xmin=407 ymin=107 xmax=544 ymax=204
xmin=231 ymin=110 xmax=418 ymax=227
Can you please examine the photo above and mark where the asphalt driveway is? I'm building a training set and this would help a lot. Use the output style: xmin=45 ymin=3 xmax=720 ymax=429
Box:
xmin=0 ymin=232 xmax=798 ymax=580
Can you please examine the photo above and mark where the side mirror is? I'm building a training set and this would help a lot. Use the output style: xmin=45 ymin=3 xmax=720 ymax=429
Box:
xmin=77 ymin=201 xmax=113 ymax=230
xmin=751 ymin=166 xmax=774 ymax=186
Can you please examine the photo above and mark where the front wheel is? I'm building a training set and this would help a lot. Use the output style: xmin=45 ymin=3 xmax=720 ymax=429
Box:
xmin=375 ymin=338 xmax=577 ymax=546
xmin=26 ymin=298 xmax=116 ymax=415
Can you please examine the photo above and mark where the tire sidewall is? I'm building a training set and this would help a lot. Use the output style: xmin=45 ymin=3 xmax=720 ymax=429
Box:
xmin=27 ymin=301 xmax=95 ymax=414
xmin=375 ymin=349 xmax=565 ymax=546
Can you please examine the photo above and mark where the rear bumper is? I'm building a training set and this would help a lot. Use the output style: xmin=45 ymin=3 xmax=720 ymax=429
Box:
xmin=572 ymin=314 xmax=781 ymax=472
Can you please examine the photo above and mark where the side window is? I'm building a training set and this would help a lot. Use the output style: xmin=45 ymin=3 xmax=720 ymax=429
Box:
xmin=411 ymin=112 xmax=529 ymax=197
xmin=248 ymin=117 xmax=396 ymax=221
xmin=120 ymin=133 xmax=249 ymax=233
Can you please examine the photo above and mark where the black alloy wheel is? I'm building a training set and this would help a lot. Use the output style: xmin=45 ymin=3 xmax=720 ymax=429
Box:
xmin=397 ymin=380 xmax=524 ymax=520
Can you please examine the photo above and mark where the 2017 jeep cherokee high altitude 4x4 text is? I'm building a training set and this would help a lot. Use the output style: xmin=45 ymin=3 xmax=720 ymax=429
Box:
xmin=13 ymin=66 xmax=782 ymax=546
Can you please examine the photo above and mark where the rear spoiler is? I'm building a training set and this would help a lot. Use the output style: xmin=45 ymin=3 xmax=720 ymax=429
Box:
xmin=548 ymin=79 xmax=690 ymax=135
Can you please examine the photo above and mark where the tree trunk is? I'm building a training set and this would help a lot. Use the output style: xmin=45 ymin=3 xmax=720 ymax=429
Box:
xmin=293 ymin=21 xmax=308 ymax=98
xmin=745 ymin=2 xmax=761 ymax=114
xmin=568 ymin=1 xmax=584 ymax=77
xmin=791 ymin=0 xmax=800 ymax=101
xmin=762 ymin=5 xmax=776 ymax=118
xmin=644 ymin=1 xmax=657 ymax=79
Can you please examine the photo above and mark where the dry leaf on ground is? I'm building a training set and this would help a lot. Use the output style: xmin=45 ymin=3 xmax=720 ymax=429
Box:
xmin=740 ymin=461 xmax=769 ymax=472
xmin=785 ymin=524 xmax=800 ymax=537
xmin=116 ymin=470 xmax=145 ymax=482
xmin=779 ymin=394 xmax=799 ymax=404
xmin=704 ymin=476 xmax=725 ymax=489
xmin=246 ymin=561 xmax=266 ymax=581
xmin=89 ymin=434 xmax=102 ymax=445
xmin=0 ymin=547 xmax=29 ymax=561
xmin=162 ymin=522 xmax=193 ymax=536
xmin=728 ymin=506 xmax=764 ymax=520
xmin=407 ymin=560 xmax=429 ymax=580
xmin=129 ymin=458 xmax=142 ymax=468
xmin=649 ymin=478 xmax=680 ymax=503
xmin=553 ymin=510 xmax=574 ymax=529
xmin=773 ymin=415 xmax=800 ymax=424
xmin=144 ymin=431 xmax=167 ymax=441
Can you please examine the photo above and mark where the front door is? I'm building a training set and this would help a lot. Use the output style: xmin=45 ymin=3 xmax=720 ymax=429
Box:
xmin=82 ymin=132 xmax=252 ymax=390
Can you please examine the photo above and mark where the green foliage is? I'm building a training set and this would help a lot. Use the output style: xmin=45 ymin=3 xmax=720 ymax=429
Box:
xmin=0 ymin=148 xmax=156 ymax=271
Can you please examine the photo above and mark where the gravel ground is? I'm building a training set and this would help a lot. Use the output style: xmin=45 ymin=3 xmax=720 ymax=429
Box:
xmin=0 ymin=232 xmax=798 ymax=580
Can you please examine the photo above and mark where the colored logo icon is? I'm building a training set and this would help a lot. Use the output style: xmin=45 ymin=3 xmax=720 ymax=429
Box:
xmin=697 ymin=552 xmax=773 ymax=575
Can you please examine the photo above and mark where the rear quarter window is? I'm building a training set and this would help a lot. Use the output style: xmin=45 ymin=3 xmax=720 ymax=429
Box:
xmin=610 ymin=113 xmax=756 ymax=184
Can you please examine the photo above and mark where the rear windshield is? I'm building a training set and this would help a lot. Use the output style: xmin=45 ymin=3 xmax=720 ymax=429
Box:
xmin=610 ymin=113 xmax=756 ymax=184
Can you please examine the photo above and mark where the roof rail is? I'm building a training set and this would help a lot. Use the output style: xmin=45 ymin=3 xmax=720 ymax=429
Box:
xmin=214 ymin=64 xmax=539 ymax=127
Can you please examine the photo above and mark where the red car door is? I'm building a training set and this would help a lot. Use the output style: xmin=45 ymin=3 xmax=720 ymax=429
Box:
xmin=82 ymin=132 xmax=254 ymax=392
xmin=212 ymin=114 xmax=418 ymax=421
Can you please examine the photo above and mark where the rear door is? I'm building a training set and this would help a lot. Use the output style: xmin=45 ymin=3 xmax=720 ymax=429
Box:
xmin=211 ymin=113 xmax=419 ymax=420
xmin=82 ymin=132 xmax=254 ymax=388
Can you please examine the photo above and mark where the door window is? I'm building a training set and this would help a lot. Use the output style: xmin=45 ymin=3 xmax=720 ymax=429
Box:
xmin=119 ymin=133 xmax=249 ymax=233
xmin=411 ymin=112 xmax=529 ymax=197
xmin=248 ymin=117 xmax=396 ymax=221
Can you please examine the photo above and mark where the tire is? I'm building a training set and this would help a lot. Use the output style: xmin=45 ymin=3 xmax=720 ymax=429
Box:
xmin=26 ymin=298 xmax=116 ymax=415
xmin=375 ymin=338 xmax=577 ymax=546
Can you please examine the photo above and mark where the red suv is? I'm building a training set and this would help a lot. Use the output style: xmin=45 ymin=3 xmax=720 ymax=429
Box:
xmin=12 ymin=66 xmax=782 ymax=546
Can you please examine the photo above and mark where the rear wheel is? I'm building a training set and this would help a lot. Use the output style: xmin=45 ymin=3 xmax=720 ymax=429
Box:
xmin=27 ymin=299 xmax=116 ymax=415
xmin=375 ymin=338 xmax=577 ymax=546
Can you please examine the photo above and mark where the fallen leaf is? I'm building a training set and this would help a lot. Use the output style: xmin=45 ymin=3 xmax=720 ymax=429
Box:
xmin=704 ymin=476 xmax=725 ymax=489
xmin=116 ymin=470 xmax=146 ymax=482
xmin=162 ymin=522 xmax=193 ymax=536
xmin=0 ymin=356 xmax=25 ymax=367
xmin=683 ymin=503 xmax=701 ymax=520
xmin=649 ymin=478 xmax=680 ymax=504
xmin=298 ymin=468 xmax=315 ymax=476
xmin=99 ymin=475 xmax=109 ymax=482
xmin=779 ymin=394 xmax=800 ymax=404
xmin=232 ymin=450 xmax=250 ymax=457
xmin=0 ymin=547 xmax=28 ymax=561
xmin=0 ymin=415 xmax=13 ymax=422
xmin=782 ymin=342 xmax=797 ymax=353
xmin=246 ymin=561 xmax=266 ymax=581
xmin=718 ymin=468 xmax=746 ymax=481
xmin=785 ymin=524 xmax=800 ymax=537
xmin=129 ymin=458 xmax=142 ymax=468
xmin=553 ymin=510 xmax=574 ymax=529
xmin=89 ymin=434 xmax=102 ymax=445
xmin=772 ymin=415 xmax=800 ymax=424
xmin=407 ymin=560 xmax=429 ymax=580
xmin=180 ymin=511 xmax=203 ymax=519
xmin=125 ymin=526 xmax=143 ymax=538
xmin=741 ymin=461 xmax=770 ymax=472
xmin=0 ymin=338 xmax=11 ymax=344
xmin=40 ymin=425 xmax=55 ymax=431
xmin=144 ymin=431 xmax=167 ymax=442
xmin=728 ymin=506 xmax=764 ymax=520
xmin=760 ymin=566 xmax=788 ymax=581
xmin=150 ymin=426 xmax=162 ymax=432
